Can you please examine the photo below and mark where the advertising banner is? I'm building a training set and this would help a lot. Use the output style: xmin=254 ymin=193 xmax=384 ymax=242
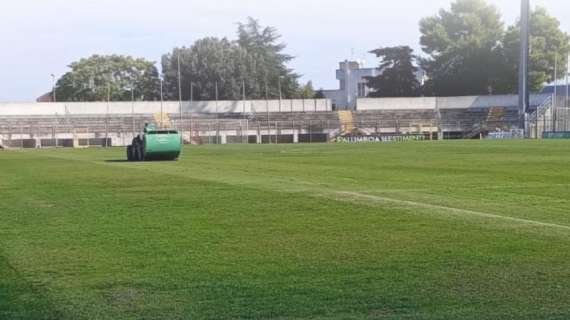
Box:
xmin=543 ymin=132 xmax=570 ymax=139
xmin=333 ymin=134 xmax=426 ymax=144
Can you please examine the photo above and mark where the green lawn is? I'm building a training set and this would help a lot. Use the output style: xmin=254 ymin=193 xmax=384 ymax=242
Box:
xmin=1 ymin=140 xmax=569 ymax=319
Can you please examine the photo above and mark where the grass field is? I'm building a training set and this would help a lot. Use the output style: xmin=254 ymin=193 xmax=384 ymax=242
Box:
xmin=1 ymin=140 xmax=570 ymax=319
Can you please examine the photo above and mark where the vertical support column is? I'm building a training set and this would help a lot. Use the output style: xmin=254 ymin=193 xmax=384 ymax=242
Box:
xmin=257 ymin=123 xmax=262 ymax=144
xmin=54 ymin=126 xmax=59 ymax=148
xmin=275 ymin=121 xmax=278 ymax=144
xmin=519 ymin=0 xmax=530 ymax=131
xmin=309 ymin=120 xmax=312 ymax=144
xmin=208 ymin=123 xmax=212 ymax=145
xmin=435 ymin=97 xmax=443 ymax=140
xmin=246 ymin=119 xmax=249 ymax=144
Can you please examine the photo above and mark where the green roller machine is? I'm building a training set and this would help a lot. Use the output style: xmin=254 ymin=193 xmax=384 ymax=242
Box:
xmin=127 ymin=123 xmax=182 ymax=161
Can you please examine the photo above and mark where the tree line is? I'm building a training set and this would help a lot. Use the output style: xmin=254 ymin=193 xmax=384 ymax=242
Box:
xmin=55 ymin=18 xmax=314 ymax=102
xmin=368 ymin=0 xmax=569 ymax=97
xmin=53 ymin=0 xmax=569 ymax=102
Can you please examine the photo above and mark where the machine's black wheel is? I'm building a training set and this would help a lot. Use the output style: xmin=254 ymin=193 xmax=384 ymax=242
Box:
xmin=135 ymin=142 xmax=144 ymax=162
xmin=127 ymin=145 xmax=134 ymax=161
xmin=133 ymin=144 xmax=140 ymax=162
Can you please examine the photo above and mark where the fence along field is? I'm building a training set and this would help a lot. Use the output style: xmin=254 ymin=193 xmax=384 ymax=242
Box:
xmin=2 ymin=94 xmax=570 ymax=149
xmin=1 ymin=141 xmax=570 ymax=319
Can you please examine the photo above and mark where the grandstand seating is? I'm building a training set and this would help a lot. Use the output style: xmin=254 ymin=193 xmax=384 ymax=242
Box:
xmin=439 ymin=107 xmax=519 ymax=138
xmin=351 ymin=109 xmax=437 ymax=134
xmin=0 ymin=104 xmax=530 ymax=147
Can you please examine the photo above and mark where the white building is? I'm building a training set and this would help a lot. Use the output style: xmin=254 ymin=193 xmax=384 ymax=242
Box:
xmin=322 ymin=60 xmax=426 ymax=110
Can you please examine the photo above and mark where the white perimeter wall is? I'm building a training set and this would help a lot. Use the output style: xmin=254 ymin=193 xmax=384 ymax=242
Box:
xmin=0 ymin=99 xmax=331 ymax=116
xmin=357 ymin=94 xmax=551 ymax=111
xmin=358 ymin=97 xmax=437 ymax=110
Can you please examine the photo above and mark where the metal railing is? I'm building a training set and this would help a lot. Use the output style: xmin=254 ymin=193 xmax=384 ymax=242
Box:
xmin=2 ymin=111 xmax=570 ymax=149
xmin=527 ymin=95 xmax=570 ymax=139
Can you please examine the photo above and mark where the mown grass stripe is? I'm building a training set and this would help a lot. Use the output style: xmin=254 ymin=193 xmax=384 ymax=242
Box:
xmin=34 ymin=149 xmax=570 ymax=232
xmin=337 ymin=191 xmax=570 ymax=231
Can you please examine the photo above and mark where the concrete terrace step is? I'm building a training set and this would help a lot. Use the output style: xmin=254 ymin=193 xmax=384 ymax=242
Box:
xmin=0 ymin=109 xmax=522 ymax=136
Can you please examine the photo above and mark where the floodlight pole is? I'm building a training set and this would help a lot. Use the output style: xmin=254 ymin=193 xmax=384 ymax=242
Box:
xmin=564 ymin=53 xmax=570 ymax=108
xmin=131 ymin=87 xmax=135 ymax=137
xmin=215 ymin=81 xmax=219 ymax=144
xmin=519 ymin=0 xmax=530 ymax=131
xmin=242 ymin=79 xmax=247 ymax=144
xmin=554 ymin=54 xmax=558 ymax=107
xmin=160 ymin=78 xmax=164 ymax=128
xmin=554 ymin=54 xmax=558 ymax=131
xmin=265 ymin=81 xmax=270 ymax=144
xmin=177 ymin=52 xmax=183 ymax=124
xmin=106 ymin=83 xmax=110 ymax=148
xmin=278 ymin=78 xmax=282 ymax=112
xmin=242 ymin=79 xmax=246 ymax=114
xmin=189 ymin=82 xmax=194 ymax=140
xmin=215 ymin=81 xmax=219 ymax=114
xmin=51 ymin=74 xmax=57 ymax=103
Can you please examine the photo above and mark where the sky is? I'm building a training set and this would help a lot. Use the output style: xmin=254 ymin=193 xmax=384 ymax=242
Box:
xmin=0 ymin=0 xmax=568 ymax=102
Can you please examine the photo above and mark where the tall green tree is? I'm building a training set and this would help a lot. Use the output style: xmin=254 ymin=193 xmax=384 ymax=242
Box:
xmin=502 ymin=7 xmax=570 ymax=92
xmin=162 ymin=18 xmax=300 ymax=101
xmin=420 ymin=0 xmax=505 ymax=96
xmin=237 ymin=17 xmax=300 ymax=99
xmin=55 ymin=55 xmax=160 ymax=102
xmin=162 ymin=38 xmax=247 ymax=101
xmin=366 ymin=46 xmax=420 ymax=97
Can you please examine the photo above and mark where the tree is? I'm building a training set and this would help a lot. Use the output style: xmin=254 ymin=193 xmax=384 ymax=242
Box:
xmin=55 ymin=55 xmax=160 ymax=102
xmin=502 ymin=7 xmax=570 ymax=93
xmin=298 ymin=81 xmax=316 ymax=99
xmin=366 ymin=46 xmax=420 ymax=97
xmin=237 ymin=17 xmax=300 ymax=99
xmin=162 ymin=38 xmax=246 ymax=101
xmin=419 ymin=0 xmax=505 ymax=96
xmin=162 ymin=18 xmax=300 ymax=101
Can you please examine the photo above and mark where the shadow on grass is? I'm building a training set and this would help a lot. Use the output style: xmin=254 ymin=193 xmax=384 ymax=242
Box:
xmin=105 ymin=159 xmax=179 ymax=163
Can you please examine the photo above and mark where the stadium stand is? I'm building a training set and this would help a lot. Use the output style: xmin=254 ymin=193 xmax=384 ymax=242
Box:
xmin=0 ymin=94 xmax=559 ymax=148
xmin=352 ymin=109 xmax=437 ymax=134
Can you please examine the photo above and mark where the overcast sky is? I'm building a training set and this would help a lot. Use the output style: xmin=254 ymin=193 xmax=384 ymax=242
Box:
xmin=0 ymin=0 xmax=567 ymax=101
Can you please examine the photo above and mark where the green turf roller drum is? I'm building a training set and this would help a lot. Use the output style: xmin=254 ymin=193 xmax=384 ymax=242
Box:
xmin=127 ymin=123 xmax=182 ymax=161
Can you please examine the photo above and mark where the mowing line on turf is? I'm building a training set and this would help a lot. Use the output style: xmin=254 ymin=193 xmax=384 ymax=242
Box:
xmin=337 ymin=191 xmax=570 ymax=231
xmin=34 ymin=152 xmax=570 ymax=232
